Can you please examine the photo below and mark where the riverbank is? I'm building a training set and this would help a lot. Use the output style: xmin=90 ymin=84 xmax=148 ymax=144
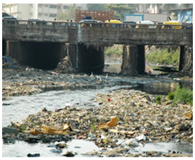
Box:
xmin=2 ymin=87 xmax=193 ymax=157
xmin=2 ymin=61 xmax=193 ymax=157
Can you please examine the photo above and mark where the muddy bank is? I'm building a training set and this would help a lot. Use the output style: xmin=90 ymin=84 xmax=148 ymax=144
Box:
xmin=3 ymin=66 xmax=192 ymax=97
xmin=2 ymin=89 xmax=193 ymax=157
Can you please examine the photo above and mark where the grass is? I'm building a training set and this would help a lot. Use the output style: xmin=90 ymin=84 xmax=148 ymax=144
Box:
xmin=105 ymin=46 xmax=123 ymax=56
xmin=146 ymin=48 xmax=180 ymax=65
xmin=171 ymin=86 xmax=193 ymax=106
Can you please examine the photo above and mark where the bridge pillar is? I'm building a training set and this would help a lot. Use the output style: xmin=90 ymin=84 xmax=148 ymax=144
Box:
xmin=2 ymin=39 xmax=7 ymax=56
xmin=68 ymin=43 xmax=104 ymax=73
xmin=137 ymin=45 xmax=145 ymax=74
xmin=121 ymin=44 xmax=145 ymax=75
xmin=179 ymin=46 xmax=185 ymax=71
xmin=179 ymin=46 xmax=193 ymax=77
xmin=5 ymin=40 xmax=19 ymax=58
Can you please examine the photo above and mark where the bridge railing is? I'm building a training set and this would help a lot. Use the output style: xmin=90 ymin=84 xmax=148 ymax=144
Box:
xmin=2 ymin=19 xmax=193 ymax=30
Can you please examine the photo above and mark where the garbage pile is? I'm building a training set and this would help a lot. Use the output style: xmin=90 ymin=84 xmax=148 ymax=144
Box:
xmin=5 ymin=89 xmax=193 ymax=146
xmin=55 ymin=56 xmax=76 ymax=74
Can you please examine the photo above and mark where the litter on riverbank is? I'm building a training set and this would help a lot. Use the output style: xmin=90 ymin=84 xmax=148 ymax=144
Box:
xmin=2 ymin=89 xmax=193 ymax=157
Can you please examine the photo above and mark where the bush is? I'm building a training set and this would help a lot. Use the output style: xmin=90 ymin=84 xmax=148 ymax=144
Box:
xmin=155 ymin=95 xmax=161 ymax=104
xmin=173 ymin=86 xmax=193 ymax=106
xmin=146 ymin=48 xmax=180 ymax=65
xmin=167 ymin=92 xmax=175 ymax=100
xmin=105 ymin=46 xmax=123 ymax=56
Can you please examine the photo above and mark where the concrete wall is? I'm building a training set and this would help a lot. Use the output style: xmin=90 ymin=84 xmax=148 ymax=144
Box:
xmin=2 ymin=21 xmax=193 ymax=46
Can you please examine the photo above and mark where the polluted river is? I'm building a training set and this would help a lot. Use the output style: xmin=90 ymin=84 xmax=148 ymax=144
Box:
xmin=2 ymin=58 xmax=193 ymax=157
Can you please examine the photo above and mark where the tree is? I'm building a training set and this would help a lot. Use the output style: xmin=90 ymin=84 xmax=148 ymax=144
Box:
xmin=57 ymin=5 xmax=76 ymax=21
xmin=105 ymin=4 xmax=135 ymax=20
xmin=162 ymin=4 xmax=177 ymax=12
xmin=181 ymin=4 xmax=193 ymax=9
xmin=87 ymin=4 xmax=107 ymax=11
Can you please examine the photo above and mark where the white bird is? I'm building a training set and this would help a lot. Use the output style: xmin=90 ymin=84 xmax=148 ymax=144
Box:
xmin=90 ymin=72 xmax=94 ymax=77
xmin=106 ymin=74 xmax=108 ymax=79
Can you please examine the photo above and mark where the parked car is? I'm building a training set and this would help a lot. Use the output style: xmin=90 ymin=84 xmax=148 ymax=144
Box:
xmin=122 ymin=21 xmax=136 ymax=28
xmin=2 ymin=16 xmax=17 ymax=24
xmin=136 ymin=21 xmax=155 ymax=28
xmin=161 ymin=21 xmax=182 ymax=29
xmin=79 ymin=19 xmax=102 ymax=27
xmin=105 ymin=19 xmax=122 ymax=27
xmin=2 ymin=16 xmax=17 ymax=20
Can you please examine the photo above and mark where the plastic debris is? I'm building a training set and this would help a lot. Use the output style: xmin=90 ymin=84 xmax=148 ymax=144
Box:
xmin=98 ymin=116 xmax=117 ymax=129
xmin=109 ymin=129 xmax=134 ymax=135
xmin=30 ymin=128 xmax=43 ymax=135
xmin=164 ymin=127 xmax=173 ymax=132
xmin=125 ymin=138 xmax=139 ymax=146
xmin=39 ymin=123 xmax=73 ymax=135
xmin=183 ymin=112 xmax=193 ymax=120
xmin=89 ymin=134 xmax=94 ymax=138
xmin=135 ymin=134 xmax=146 ymax=141
xmin=107 ymin=98 xmax=111 ymax=101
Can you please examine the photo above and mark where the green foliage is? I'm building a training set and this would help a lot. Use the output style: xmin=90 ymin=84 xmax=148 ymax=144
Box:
xmin=57 ymin=5 xmax=76 ymax=21
xmin=105 ymin=46 xmax=123 ymax=56
xmin=105 ymin=4 xmax=135 ymax=20
xmin=155 ymin=95 xmax=161 ymax=104
xmin=167 ymin=92 xmax=175 ymax=100
xmin=87 ymin=4 xmax=107 ymax=11
xmin=91 ymin=123 xmax=96 ymax=131
xmin=21 ymin=125 xmax=26 ymax=132
xmin=173 ymin=86 xmax=193 ymax=106
xmin=146 ymin=48 xmax=180 ymax=65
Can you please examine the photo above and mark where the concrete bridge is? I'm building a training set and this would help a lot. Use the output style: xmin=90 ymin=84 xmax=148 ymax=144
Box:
xmin=2 ymin=19 xmax=193 ymax=74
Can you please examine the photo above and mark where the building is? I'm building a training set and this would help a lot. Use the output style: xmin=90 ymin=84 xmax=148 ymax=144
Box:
xmin=2 ymin=3 xmax=87 ymax=21
xmin=169 ymin=8 xmax=193 ymax=23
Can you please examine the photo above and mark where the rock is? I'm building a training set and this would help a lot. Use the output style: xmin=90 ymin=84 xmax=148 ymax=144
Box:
xmin=62 ymin=151 xmax=75 ymax=157
xmin=2 ymin=127 xmax=18 ymax=135
xmin=25 ymin=135 xmax=40 ymax=143
xmin=56 ymin=141 xmax=66 ymax=149
xmin=103 ymin=148 xmax=128 ymax=157
xmin=27 ymin=153 xmax=40 ymax=157
xmin=83 ymin=150 xmax=98 ymax=156
xmin=163 ymin=153 xmax=192 ymax=157
xmin=50 ymin=149 xmax=62 ymax=154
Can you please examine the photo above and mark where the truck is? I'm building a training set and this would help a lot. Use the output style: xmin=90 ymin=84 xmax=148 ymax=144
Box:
xmin=75 ymin=9 xmax=114 ymax=23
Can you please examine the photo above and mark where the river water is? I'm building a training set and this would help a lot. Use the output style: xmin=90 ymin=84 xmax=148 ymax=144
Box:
xmin=2 ymin=81 xmax=193 ymax=157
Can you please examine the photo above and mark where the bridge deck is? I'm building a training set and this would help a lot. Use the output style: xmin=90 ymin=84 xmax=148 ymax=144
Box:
xmin=2 ymin=20 xmax=193 ymax=46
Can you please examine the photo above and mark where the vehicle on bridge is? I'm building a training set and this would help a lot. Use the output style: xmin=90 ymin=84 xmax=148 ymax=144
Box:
xmin=136 ymin=21 xmax=155 ymax=29
xmin=161 ymin=21 xmax=182 ymax=29
xmin=122 ymin=21 xmax=136 ymax=28
xmin=27 ymin=19 xmax=46 ymax=25
xmin=105 ymin=19 xmax=122 ymax=27
xmin=2 ymin=16 xmax=17 ymax=24
xmin=79 ymin=19 xmax=102 ymax=27
xmin=55 ymin=20 xmax=68 ymax=26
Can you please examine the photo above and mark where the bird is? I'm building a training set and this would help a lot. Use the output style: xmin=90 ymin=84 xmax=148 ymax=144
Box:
xmin=106 ymin=74 xmax=108 ymax=79
xmin=90 ymin=72 xmax=94 ymax=77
